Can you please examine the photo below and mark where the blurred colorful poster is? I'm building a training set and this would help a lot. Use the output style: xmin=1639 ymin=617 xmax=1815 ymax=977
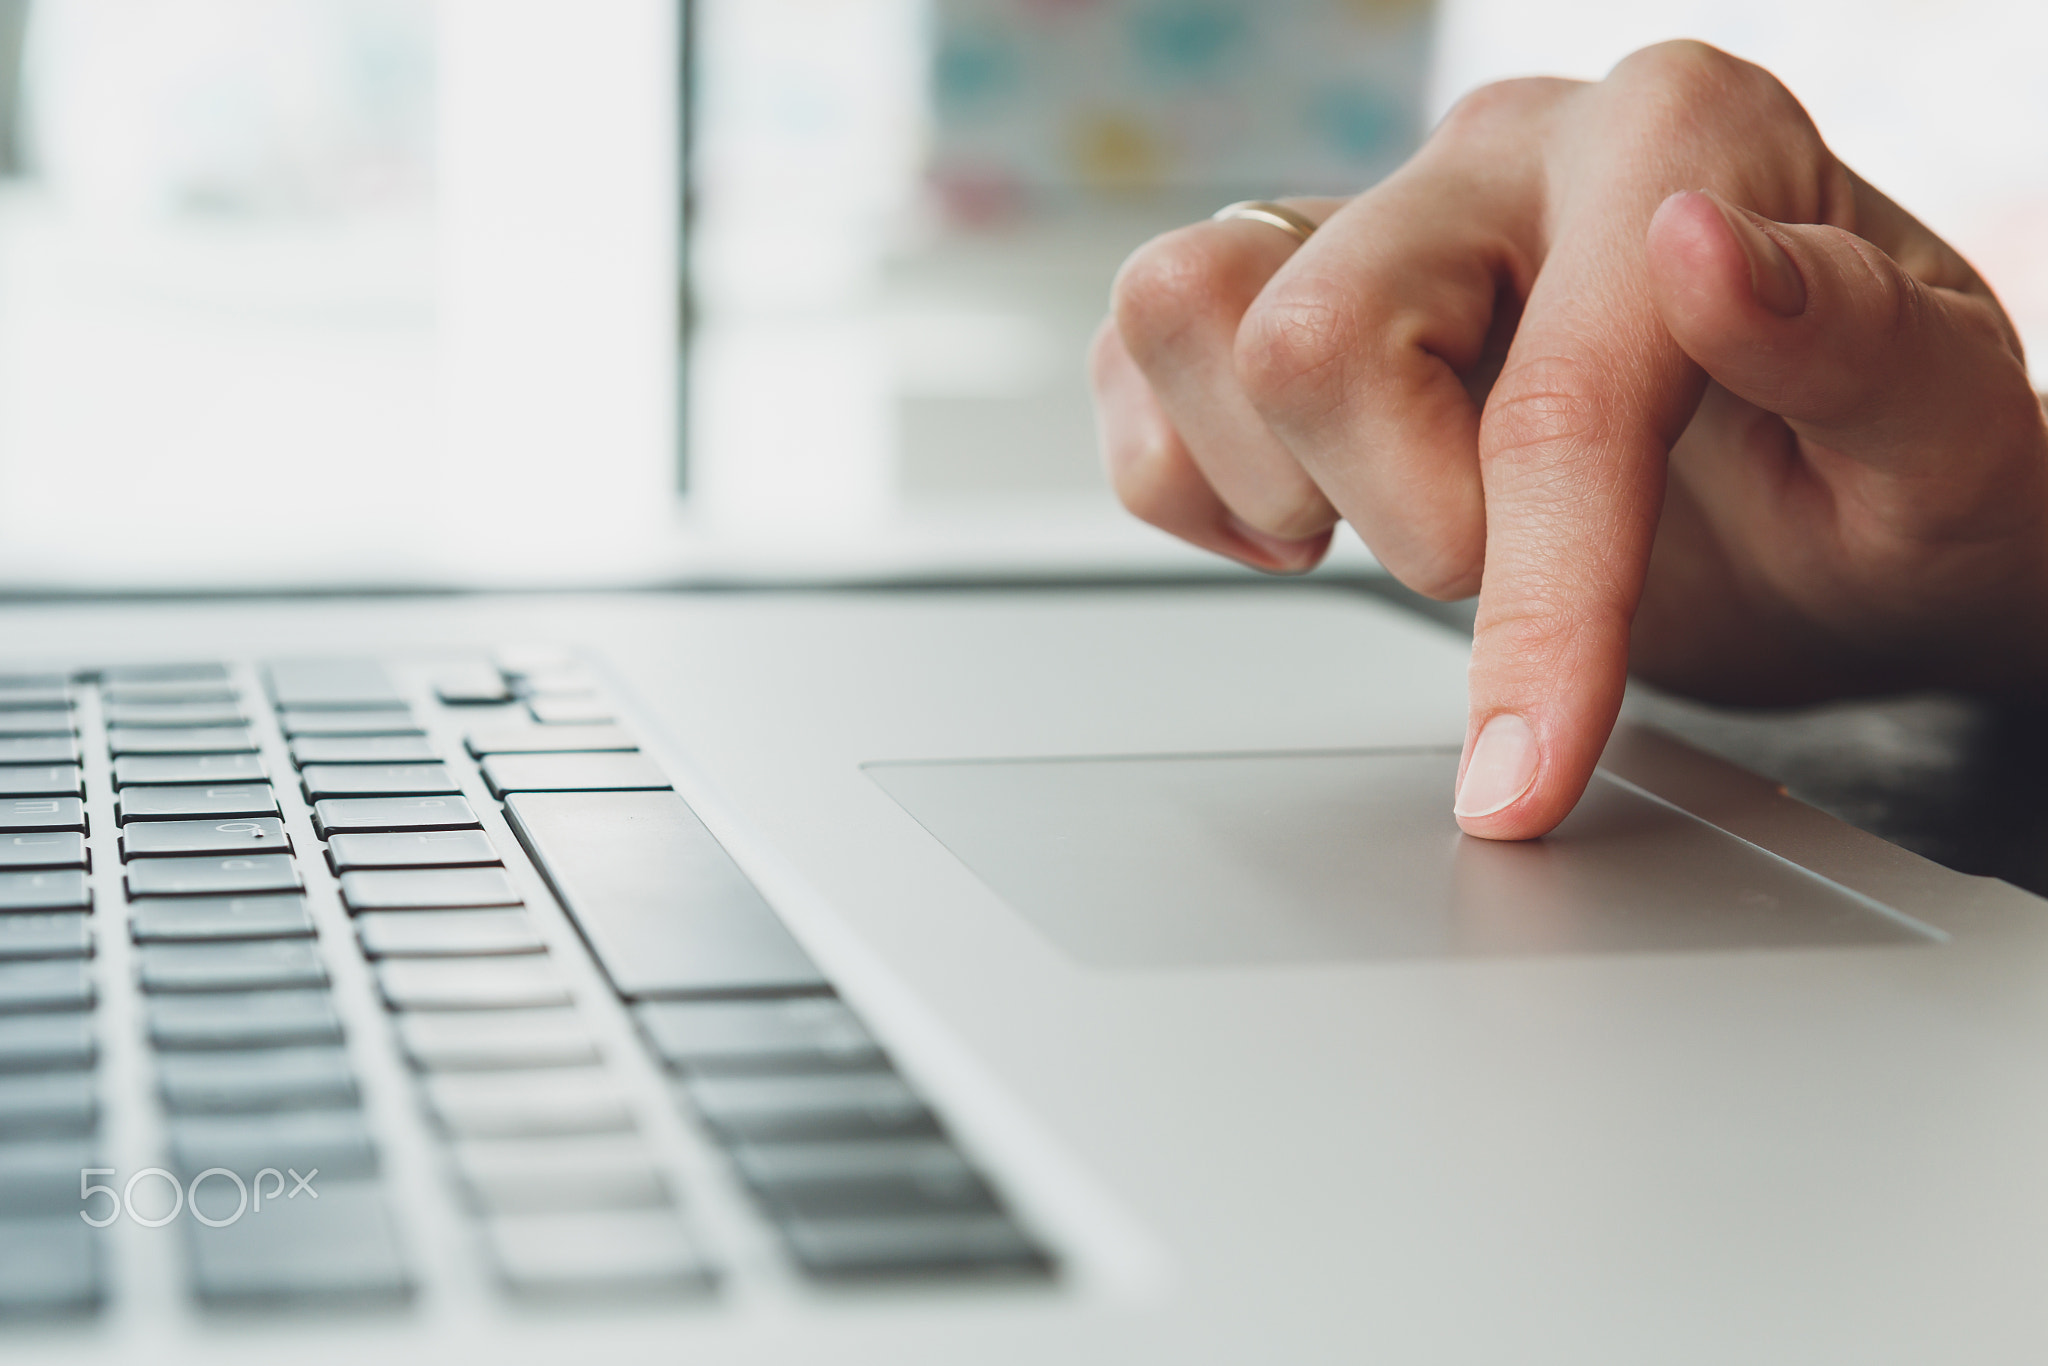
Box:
xmin=929 ymin=0 xmax=1434 ymax=216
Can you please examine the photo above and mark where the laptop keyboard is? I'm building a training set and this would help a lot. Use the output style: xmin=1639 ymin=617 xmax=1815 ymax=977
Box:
xmin=0 ymin=656 xmax=1053 ymax=1315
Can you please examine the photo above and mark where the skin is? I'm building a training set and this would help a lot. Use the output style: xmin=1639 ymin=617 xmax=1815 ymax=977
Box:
xmin=1090 ymin=40 xmax=2048 ymax=840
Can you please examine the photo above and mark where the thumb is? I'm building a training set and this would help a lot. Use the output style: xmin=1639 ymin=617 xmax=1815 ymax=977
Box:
xmin=1644 ymin=187 xmax=2031 ymax=469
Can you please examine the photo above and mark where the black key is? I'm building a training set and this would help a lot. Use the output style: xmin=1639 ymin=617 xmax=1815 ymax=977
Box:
xmin=100 ymin=663 xmax=228 ymax=685
xmin=339 ymin=867 xmax=520 ymax=911
xmin=528 ymin=695 xmax=613 ymax=725
xmin=485 ymin=1210 xmax=712 ymax=1295
xmin=395 ymin=1009 xmax=599 ymax=1071
xmin=148 ymin=991 xmax=342 ymax=1049
xmin=314 ymin=795 xmax=481 ymax=837
xmin=170 ymin=1110 xmax=378 ymax=1182
xmin=376 ymin=958 xmax=569 ymax=1010
xmin=482 ymin=753 xmax=668 ymax=798
xmin=159 ymin=1047 xmax=357 ymax=1113
xmin=265 ymin=659 xmax=405 ymax=711
xmin=117 ymin=784 xmax=277 ymax=824
xmin=139 ymin=941 xmax=326 ymax=993
xmin=434 ymin=664 xmax=512 ymax=705
xmin=0 ymin=797 xmax=84 ymax=834
xmin=356 ymin=910 xmax=542 ymax=958
xmin=121 ymin=817 xmax=289 ymax=859
xmin=0 ymin=870 xmax=90 ymax=911
xmin=100 ymin=681 xmax=238 ymax=705
xmin=106 ymin=725 xmax=257 ymax=756
xmin=0 ymin=1015 xmax=94 ymax=1071
xmin=0 ymin=682 xmax=67 ymax=700
xmin=113 ymin=753 xmax=267 ymax=787
xmin=301 ymin=763 xmax=459 ymax=800
xmin=102 ymin=700 xmax=245 ymax=728
xmin=732 ymin=1140 xmax=998 ymax=1222
xmin=0 ymin=832 xmax=86 ymax=869
xmin=0 ymin=712 xmax=73 ymax=738
xmin=0 ymin=1073 xmax=96 ymax=1136
xmin=185 ymin=1178 xmax=411 ymax=1305
xmin=779 ymin=1215 xmax=1047 ymax=1280
xmin=455 ymin=1136 xmax=670 ymax=1214
xmin=131 ymin=895 xmax=314 ymax=943
xmin=0 ymin=915 xmax=91 ymax=963
xmin=505 ymin=791 xmax=825 ymax=1000
xmin=126 ymin=854 xmax=301 ymax=898
xmin=123 ymin=830 xmax=296 ymax=878
xmin=0 ymin=1217 xmax=101 ymax=1313
xmin=684 ymin=1073 xmax=939 ymax=1145
xmin=0 ymin=737 xmax=77 ymax=765
xmin=0 ymin=767 xmax=83 ymax=799
xmin=0 ymin=682 xmax=69 ymax=702
xmin=278 ymin=709 xmax=422 ymax=738
xmin=326 ymin=829 xmax=498 ymax=872
xmin=423 ymin=1069 xmax=633 ymax=1137
xmin=0 ymin=1140 xmax=95 ymax=1212
xmin=467 ymin=724 xmax=636 ymax=756
xmin=0 ymin=961 xmax=93 ymax=1014
xmin=289 ymin=735 xmax=438 ymax=766
xmin=0 ymin=679 xmax=69 ymax=700
xmin=637 ymin=998 xmax=879 ymax=1074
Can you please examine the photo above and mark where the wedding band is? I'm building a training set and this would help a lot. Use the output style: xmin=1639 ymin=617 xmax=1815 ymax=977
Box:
xmin=1212 ymin=200 xmax=1319 ymax=246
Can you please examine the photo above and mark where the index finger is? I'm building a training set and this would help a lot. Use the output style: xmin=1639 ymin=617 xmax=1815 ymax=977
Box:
xmin=1453 ymin=151 xmax=1710 ymax=838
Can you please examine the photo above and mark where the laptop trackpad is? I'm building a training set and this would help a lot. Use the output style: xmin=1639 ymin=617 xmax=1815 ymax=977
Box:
xmin=866 ymin=749 xmax=1934 ymax=967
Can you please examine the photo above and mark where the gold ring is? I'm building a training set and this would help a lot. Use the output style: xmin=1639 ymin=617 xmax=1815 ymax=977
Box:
xmin=1212 ymin=200 xmax=1318 ymax=247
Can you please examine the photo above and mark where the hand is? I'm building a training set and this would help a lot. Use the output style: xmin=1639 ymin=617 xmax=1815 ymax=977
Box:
xmin=1090 ymin=40 xmax=2048 ymax=840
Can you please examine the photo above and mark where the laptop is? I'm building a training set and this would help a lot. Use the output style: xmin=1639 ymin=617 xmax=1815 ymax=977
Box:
xmin=8 ymin=586 xmax=2046 ymax=1363
xmin=8 ymin=10 xmax=2048 ymax=1365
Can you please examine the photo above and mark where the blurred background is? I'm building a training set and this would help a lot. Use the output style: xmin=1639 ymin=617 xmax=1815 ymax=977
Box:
xmin=0 ymin=0 xmax=2044 ymax=587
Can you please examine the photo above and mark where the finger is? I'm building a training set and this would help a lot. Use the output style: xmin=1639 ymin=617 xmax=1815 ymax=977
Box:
xmin=1111 ymin=199 xmax=1345 ymax=542
xmin=1454 ymin=190 xmax=1710 ymax=840
xmin=1235 ymin=137 xmax=1548 ymax=599
xmin=1090 ymin=319 xmax=1334 ymax=573
xmin=1645 ymin=188 xmax=2044 ymax=508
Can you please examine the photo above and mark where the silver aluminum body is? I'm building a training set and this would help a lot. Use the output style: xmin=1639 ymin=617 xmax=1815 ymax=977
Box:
xmin=10 ymin=584 xmax=2046 ymax=1365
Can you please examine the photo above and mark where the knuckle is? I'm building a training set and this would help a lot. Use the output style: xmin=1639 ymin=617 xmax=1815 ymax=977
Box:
xmin=1390 ymin=541 xmax=1485 ymax=602
xmin=1476 ymin=600 xmax=1566 ymax=662
xmin=1611 ymin=38 xmax=1743 ymax=90
xmin=1851 ymin=237 xmax=1916 ymax=339
xmin=1363 ymin=494 xmax=1488 ymax=601
xmin=1433 ymin=75 xmax=1579 ymax=143
xmin=1605 ymin=41 xmax=1815 ymax=154
xmin=1105 ymin=436 xmax=1181 ymax=531
xmin=1478 ymin=359 xmax=1606 ymax=472
xmin=1232 ymin=479 xmax=1337 ymax=543
xmin=1814 ymin=233 xmax=1924 ymax=410
xmin=1110 ymin=229 xmax=1234 ymax=366
xmin=1473 ymin=591 xmax=1620 ymax=676
xmin=1233 ymin=286 xmax=1360 ymax=428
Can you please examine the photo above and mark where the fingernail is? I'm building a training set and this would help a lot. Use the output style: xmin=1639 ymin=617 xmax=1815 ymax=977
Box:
xmin=1225 ymin=515 xmax=1325 ymax=571
xmin=1455 ymin=712 xmax=1539 ymax=819
xmin=1705 ymin=190 xmax=1805 ymax=317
